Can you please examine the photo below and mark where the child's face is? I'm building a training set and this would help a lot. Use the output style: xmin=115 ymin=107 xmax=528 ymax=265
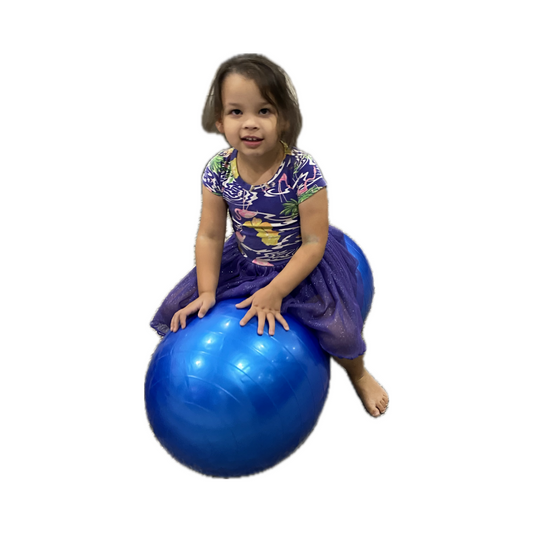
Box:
xmin=216 ymin=74 xmax=286 ymax=162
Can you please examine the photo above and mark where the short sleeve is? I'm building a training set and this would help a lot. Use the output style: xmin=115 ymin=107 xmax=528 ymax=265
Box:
xmin=201 ymin=152 xmax=225 ymax=196
xmin=293 ymin=152 xmax=327 ymax=204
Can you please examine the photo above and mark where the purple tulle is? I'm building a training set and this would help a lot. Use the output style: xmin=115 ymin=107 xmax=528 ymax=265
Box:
xmin=150 ymin=225 xmax=366 ymax=359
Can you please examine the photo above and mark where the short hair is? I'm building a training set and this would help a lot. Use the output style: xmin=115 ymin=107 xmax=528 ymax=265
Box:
xmin=202 ymin=54 xmax=303 ymax=148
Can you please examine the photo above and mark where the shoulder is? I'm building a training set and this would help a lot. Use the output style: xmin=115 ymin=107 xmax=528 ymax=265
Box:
xmin=287 ymin=147 xmax=325 ymax=179
xmin=287 ymin=147 xmax=328 ymax=203
xmin=202 ymin=147 xmax=236 ymax=195
xmin=286 ymin=147 xmax=321 ymax=174
xmin=205 ymin=147 xmax=235 ymax=175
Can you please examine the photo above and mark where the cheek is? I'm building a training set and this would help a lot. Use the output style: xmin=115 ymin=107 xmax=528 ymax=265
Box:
xmin=271 ymin=118 xmax=283 ymax=133
xmin=227 ymin=123 xmax=241 ymax=136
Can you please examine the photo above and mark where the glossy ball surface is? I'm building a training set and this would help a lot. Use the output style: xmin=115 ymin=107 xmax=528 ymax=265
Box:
xmin=145 ymin=299 xmax=330 ymax=478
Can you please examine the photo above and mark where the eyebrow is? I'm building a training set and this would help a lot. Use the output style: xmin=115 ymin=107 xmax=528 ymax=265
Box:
xmin=226 ymin=101 xmax=272 ymax=107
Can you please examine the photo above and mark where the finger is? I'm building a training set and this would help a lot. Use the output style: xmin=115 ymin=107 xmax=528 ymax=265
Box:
xmin=186 ymin=301 xmax=201 ymax=315
xmin=235 ymin=296 xmax=252 ymax=308
xmin=257 ymin=313 xmax=266 ymax=336
xmin=267 ymin=313 xmax=276 ymax=336
xmin=170 ymin=314 xmax=179 ymax=332
xmin=276 ymin=313 xmax=290 ymax=331
xmin=198 ymin=300 xmax=213 ymax=318
xmin=180 ymin=301 xmax=202 ymax=326
xmin=239 ymin=308 xmax=255 ymax=327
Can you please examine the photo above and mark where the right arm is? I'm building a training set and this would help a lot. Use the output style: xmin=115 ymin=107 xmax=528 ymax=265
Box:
xmin=170 ymin=185 xmax=227 ymax=332
xmin=195 ymin=184 xmax=228 ymax=295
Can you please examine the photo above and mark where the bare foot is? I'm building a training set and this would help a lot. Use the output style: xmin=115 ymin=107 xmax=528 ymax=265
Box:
xmin=349 ymin=369 xmax=389 ymax=417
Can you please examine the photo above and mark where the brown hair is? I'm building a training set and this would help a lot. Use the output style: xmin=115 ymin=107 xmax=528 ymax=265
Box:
xmin=202 ymin=54 xmax=303 ymax=148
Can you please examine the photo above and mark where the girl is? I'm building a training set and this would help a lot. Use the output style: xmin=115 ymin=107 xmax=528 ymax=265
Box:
xmin=150 ymin=54 xmax=389 ymax=417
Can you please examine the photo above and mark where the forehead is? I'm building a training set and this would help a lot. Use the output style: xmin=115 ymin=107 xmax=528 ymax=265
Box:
xmin=220 ymin=74 xmax=269 ymax=105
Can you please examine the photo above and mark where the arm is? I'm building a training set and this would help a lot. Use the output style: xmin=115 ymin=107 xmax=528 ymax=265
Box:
xmin=236 ymin=187 xmax=329 ymax=334
xmin=170 ymin=185 xmax=227 ymax=332
xmin=269 ymin=187 xmax=329 ymax=297
xmin=195 ymin=184 xmax=228 ymax=295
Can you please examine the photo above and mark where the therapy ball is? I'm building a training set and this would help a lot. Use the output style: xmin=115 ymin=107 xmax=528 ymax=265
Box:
xmin=145 ymin=299 xmax=330 ymax=478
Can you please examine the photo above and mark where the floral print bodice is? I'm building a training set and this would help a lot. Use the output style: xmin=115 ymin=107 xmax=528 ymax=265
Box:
xmin=201 ymin=142 xmax=327 ymax=265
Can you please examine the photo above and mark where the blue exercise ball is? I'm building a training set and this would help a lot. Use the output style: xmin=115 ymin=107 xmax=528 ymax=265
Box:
xmin=145 ymin=233 xmax=373 ymax=477
xmin=145 ymin=298 xmax=330 ymax=478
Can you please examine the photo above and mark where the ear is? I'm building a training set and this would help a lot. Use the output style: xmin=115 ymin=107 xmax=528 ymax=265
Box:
xmin=215 ymin=120 xmax=224 ymax=134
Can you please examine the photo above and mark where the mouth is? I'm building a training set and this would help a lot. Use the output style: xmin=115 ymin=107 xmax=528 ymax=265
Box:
xmin=241 ymin=136 xmax=263 ymax=147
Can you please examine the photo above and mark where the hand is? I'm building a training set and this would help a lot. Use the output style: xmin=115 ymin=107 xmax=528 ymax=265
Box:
xmin=170 ymin=292 xmax=216 ymax=332
xmin=236 ymin=285 xmax=289 ymax=336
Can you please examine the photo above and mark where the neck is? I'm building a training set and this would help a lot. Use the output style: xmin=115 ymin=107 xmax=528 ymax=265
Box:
xmin=237 ymin=141 xmax=284 ymax=178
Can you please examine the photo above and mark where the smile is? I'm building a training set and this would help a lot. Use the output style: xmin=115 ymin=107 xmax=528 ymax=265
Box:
xmin=242 ymin=137 xmax=263 ymax=147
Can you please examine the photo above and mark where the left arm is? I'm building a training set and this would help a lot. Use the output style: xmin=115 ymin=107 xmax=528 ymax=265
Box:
xmin=236 ymin=188 xmax=329 ymax=334
xmin=269 ymin=187 xmax=329 ymax=297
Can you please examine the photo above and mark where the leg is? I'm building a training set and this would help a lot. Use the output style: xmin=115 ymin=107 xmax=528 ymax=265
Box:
xmin=332 ymin=354 xmax=389 ymax=417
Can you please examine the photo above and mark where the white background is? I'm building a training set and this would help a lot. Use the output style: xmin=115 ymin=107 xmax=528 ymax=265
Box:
xmin=1 ymin=1 xmax=532 ymax=531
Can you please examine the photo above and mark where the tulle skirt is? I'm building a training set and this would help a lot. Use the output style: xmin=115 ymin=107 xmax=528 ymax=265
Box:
xmin=150 ymin=225 xmax=366 ymax=359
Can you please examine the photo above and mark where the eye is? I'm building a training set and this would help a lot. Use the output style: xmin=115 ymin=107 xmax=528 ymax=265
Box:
xmin=229 ymin=109 xmax=242 ymax=116
xmin=259 ymin=108 xmax=271 ymax=115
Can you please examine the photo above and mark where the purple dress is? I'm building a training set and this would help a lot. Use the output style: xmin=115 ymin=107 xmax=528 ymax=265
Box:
xmin=150 ymin=142 xmax=366 ymax=359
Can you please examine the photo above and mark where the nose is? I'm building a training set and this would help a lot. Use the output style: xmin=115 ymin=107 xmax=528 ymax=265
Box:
xmin=243 ymin=113 xmax=259 ymax=129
